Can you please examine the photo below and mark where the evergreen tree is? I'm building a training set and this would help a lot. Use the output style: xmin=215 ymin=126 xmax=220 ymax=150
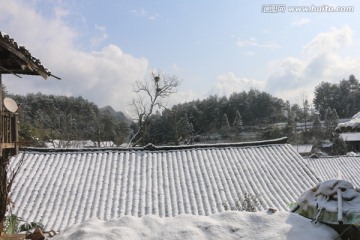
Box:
xmin=314 ymin=75 xmax=360 ymax=119
xmin=302 ymin=98 xmax=310 ymax=132
xmin=311 ymin=114 xmax=323 ymax=147
xmin=233 ymin=110 xmax=243 ymax=133
xmin=332 ymin=133 xmax=347 ymax=155
xmin=259 ymin=126 xmax=284 ymax=140
xmin=324 ymin=108 xmax=339 ymax=139
xmin=178 ymin=113 xmax=194 ymax=144
xmin=284 ymin=105 xmax=296 ymax=141
xmin=10 ymin=93 xmax=131 ymax=146
xmin=220 ymin=114 xmax=231 ymax=138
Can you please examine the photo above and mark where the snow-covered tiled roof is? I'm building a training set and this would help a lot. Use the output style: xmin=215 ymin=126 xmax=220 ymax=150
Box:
xmin=292 ymin=144 xmax=313 ymax=154
xmin=44 ymin=140 xmax=96 ymax=148
xmin=340 ymin=132 xmax=360 ymax=142
xmin=96 ymin=141 xmax=116 ymax=147
xmin=306 ymin=156 xmax=360 ymax=187
xmin=9 ymin=141 xmax=320 ymax=231
xmin=336 ymin=112 xmax=360 ymax=132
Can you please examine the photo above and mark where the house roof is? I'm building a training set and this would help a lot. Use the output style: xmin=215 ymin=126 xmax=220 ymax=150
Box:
xmin=340 ymin=132 xmax=360 ymax=142
xmin=336 ymin=112 xmax=360 ymax=132
xmin=0 ymin=31 xmax=59 ymax=79
xmin=292 ymin=144 xmax=313 ymax=154
xmin=44 ymin=140 xmax=118 ymax=148
xmin=44 ymin=140 xmax=96 ymax=148
xmin=9 ymin=138 xmax=321 ymax=231
xmin=306 ymin=156 xmax=360 ymax=188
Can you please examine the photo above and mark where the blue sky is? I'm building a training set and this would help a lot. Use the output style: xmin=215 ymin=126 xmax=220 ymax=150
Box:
xmin=1 ymin=0 xmax=360 ymax=115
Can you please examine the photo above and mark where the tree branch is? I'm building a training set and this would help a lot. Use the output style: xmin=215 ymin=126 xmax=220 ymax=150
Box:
xmin=129 ymin=70 xmax=182 ymax=146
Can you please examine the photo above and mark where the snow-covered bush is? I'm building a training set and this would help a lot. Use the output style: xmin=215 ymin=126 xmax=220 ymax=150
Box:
xmin=223 ymin=193 xmax=260 ymax=212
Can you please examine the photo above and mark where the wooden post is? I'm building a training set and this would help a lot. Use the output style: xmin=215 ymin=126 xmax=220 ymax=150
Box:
xmin=0 ymin=73 xmax=2 ymax=112
xmin=0 ymin=73 xmax=3 ymax=233
xmin=0 ymin=73 xmax=2 ymax=157
xmin=0 ymin=153 xmax=7 ymax=234
xmin=337 ymin=189 xmax=343 ymax=224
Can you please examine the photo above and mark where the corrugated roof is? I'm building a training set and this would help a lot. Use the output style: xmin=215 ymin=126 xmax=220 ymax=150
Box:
xmin=9 ymin=141 xmax=320 ymax=231
xmin=306 ymin=156 xmax=360 ymax=187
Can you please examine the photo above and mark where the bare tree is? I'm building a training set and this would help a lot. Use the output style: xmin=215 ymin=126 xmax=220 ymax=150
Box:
xmin=129 ymin=71 xmax=182 ymax=146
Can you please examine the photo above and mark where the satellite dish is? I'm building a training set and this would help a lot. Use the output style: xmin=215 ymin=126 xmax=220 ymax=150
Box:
xmin=3 ymin=97 xmax=18 ymax=113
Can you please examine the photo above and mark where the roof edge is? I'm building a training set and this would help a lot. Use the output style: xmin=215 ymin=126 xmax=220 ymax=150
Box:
xmin=19 ymin=137 xmax=288 ymax=153
xmin=0 ymin=31 xmax=60 ymax=79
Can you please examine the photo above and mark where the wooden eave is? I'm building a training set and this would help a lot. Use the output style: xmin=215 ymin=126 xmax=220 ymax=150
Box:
xmin=0 ymin=31 xmax=60 ymax=79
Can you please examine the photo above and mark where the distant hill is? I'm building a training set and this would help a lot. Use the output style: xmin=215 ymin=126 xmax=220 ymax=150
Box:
xmin=99 ymin=105 xmax=133 ymax=125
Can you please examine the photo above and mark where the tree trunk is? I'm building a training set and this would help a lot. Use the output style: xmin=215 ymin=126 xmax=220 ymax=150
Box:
xmin=0 ymin=152 xmax=10 ymax=234
xmin=0 ymin=161 xmax=7 ymax=233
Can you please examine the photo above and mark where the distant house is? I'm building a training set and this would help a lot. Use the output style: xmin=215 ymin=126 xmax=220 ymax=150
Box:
xmin=292 ymin=144 xmax=313 ymax=156
xmin=44 ymin=140 xmax=95 ymax=148
xmin=10 ymin=137 xmax=321 ymax=231
xmin=44 ymin=140 xmax=117 ymax=148
xmin=339 ymin=132 xmax=360 ymax=152
xmin=320 ymin=140 xmax=333 ymax=155
xmin=336 ymin=112 xmax=360 ymax=152
xmin=95 ymin=141 xmax=116 ymax=147
xmin=336 ymin=112 xmax=360 ymax=133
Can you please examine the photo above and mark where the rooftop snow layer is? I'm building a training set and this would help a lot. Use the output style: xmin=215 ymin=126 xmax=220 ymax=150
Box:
xmin=336 ymin=111 xmax=360 ymax=132
xmin=340 ymin=132 xmax=360 ymax=142
xmin=306 ymin=156 xmax=360 ymax=188
xmin=9 ymin=142 xmax=320 ymax=231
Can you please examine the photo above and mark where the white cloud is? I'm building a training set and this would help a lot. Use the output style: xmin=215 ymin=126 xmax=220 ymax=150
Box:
xmin=209 ymin=72 xmax=265 ymax=97
xmin=266 ymin=26 xmax=360 ymax=105
xmin=130 ymin=9 xmax=158 ymax=20
xmin=236 ymin=37 xmax=280 ymax=50
xmin=292 ymin=18 xmax=311 ymax=26
xmin=302 ymin=26 xmax=353 ymax=57
xmin=0 ymin=0 xmax=149 ymax=114
xmin=168 ymin=89 xmax=199 ymax=106
xmin=236 ymin=37 xmax=257 ymax=48
xmin=91 ymin=25 xmax=109 ymax=47
xmin=242 ymin=51 xmax=255 ymax=56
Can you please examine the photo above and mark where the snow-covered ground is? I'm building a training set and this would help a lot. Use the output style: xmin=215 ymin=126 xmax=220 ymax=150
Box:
xmin=52 ymin=211 xmax=338 ymax=240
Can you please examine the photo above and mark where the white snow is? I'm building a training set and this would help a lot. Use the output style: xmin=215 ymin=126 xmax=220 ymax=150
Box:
xmin=340 ymin=132 xmax=360 ymax=142
xmin=336 ymin=112 xmax=360 ymax=131
xmin=52 ymin=211 xmax=338 ymax=240
xmin=292 ymin=144 xmax=313 ymax=154
xmin=298 ymin=179 xmax=360 ymax=214
xmin=9 ymin=144 xmax=320 ymax=231
xmin=307 ymin=156 xmax=360 ymax=188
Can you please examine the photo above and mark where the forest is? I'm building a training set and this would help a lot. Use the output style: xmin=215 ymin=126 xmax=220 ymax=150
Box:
xmin=8 ymin=93 xmax=131 ymax=147
xmin=5 ymin=74 xmax=360 ymax=148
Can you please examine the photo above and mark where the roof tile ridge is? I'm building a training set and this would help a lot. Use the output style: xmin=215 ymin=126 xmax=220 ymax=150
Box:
xmin=19 ymin=137 xmax=288 ymax=153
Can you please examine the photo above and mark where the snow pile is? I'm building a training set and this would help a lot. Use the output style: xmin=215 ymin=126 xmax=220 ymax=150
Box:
xmin=298 ymin=179 xmax=360 ymax=214
xmin=52 ymin=211 xmax=338 ymax=240
xmin=336 ymin=112 xmax=360 ymax=132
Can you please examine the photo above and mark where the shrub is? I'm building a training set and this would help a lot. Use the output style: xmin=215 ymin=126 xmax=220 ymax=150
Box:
xmin=5 ymin=214 xmax=44 ymax=234
xmin=223 ymin=193 xmax=261 ymax=212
